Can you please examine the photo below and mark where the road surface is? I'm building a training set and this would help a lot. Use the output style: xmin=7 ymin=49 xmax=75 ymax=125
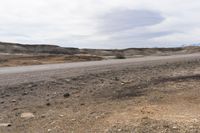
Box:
xmin=0 ymin=53 xmax=199 ymax=86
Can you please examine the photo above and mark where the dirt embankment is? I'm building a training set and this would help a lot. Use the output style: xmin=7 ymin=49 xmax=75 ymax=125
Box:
xmin=0 ymin=58 xmax=200 ymax=132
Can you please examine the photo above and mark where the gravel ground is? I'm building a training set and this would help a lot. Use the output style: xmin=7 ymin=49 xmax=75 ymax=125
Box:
xmin=0 ymin=54 xmax=200 ymax=133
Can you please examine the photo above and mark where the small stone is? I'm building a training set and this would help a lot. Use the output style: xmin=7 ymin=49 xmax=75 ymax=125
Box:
xmin=80 ymin=103 xmax=85 ymax=106
xmin=22 ymin=92 xmax=28 ymax=96
xmin=41 ymin=114 xmax=46 ymax=118
xmin=0 ymin=123 xmax=11 ymax=127
xmin=71 ymin=119 xmax=76 ymax=121
xmin=63 ymin=93 xmax=70 ymax=98
xmin=11 ymin=99 xmax=16 ymax=102
xmin=65 ymin=79 xmax=71 ymax=82
xmin=59 ymin=115 xmax=64 ymax=117
xmin=48 ymin=129 xmax=52 ymax=132
xmin=95 ymin=116 xmax=101 ymax=119
xmin=121 ymin=82 xmax=125 ymax=85
xmin=118 ymin=129 xmax=122 ymax=132
xmin=5 ymin=94 xmax=10 ymax=97
xmin=21 ymin=112 xmax=35 ymax=118
xmin=115 ymin=77 xmax=119 ymax=81
xmin=46 ymin=103 xmax=51 ymax=106
xmin=12 ymin=108 xmax=19 ymax=111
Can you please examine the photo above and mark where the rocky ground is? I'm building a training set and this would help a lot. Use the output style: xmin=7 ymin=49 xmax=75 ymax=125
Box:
xmin=0 ymin=58 xmax=200 ymax=133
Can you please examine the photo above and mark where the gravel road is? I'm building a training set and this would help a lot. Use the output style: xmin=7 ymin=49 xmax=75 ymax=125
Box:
xmin=0 ymin=53 xmax=200 ymax=86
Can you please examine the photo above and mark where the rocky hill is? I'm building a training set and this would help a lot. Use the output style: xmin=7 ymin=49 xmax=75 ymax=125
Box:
xmin=0 ymin=41 xmax=200 ymax=57
xmin=81 ymin=47 xmax=200 ymax=57
xmin=0 ymin=42 xmax=79 ymax=55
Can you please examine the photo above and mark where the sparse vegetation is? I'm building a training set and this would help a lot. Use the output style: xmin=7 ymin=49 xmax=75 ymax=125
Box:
xmin=115 ymin=52 xmax=126 ymax=59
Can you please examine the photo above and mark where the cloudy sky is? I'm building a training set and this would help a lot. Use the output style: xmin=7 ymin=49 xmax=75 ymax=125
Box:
xmin=0 ymin=0 xmax=200 ymax=48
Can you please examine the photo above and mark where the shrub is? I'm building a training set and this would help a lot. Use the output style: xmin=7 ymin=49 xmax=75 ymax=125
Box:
xmin=115 ymin=53 xmax=126 ymax=59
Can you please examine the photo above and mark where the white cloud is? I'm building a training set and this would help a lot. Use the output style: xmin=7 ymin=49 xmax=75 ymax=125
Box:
xmin=0 ymin=0 xmax=199 ymax=48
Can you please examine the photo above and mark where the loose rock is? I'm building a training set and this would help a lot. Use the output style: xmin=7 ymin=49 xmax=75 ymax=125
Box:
xmin=22 ymin=92 xmax=28 ymax=96
xmin=21 ymin=112 xmax=35 ymax=118
xmin=11 ymin=99 xmax=16 ymax=102
xmin=63 ymin=93 xmax=70 ymax=98
xmin=0 ymin=123 xmax=11 ymax=127
xmin=46 ymin=103 xmax=51 ymax=106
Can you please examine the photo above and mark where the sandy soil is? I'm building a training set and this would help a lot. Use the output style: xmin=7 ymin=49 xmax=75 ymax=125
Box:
xmin=0 ymin=55 xmax=200 ymax=133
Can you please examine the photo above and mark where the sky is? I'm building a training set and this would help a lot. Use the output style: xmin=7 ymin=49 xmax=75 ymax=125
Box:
xmin=0 ymin=0 xmax=200 ymax=48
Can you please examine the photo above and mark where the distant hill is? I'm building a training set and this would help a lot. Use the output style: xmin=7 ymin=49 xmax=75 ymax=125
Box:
xmin=182 ymin=43 xmax=200 ymax=47
xmin=81 ymin=47 xmax=200 ymax=57
xmin=0 ymin=42 xmax=79 ymax=55
xmin=0 ymin=41 xmax=200 ymax=56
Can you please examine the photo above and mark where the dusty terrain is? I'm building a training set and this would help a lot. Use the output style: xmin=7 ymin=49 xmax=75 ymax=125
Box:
xmin=0 ymin=54 xmax=200 ymax=133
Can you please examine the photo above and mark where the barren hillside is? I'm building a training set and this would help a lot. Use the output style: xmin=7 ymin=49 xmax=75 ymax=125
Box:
xmin=0 ymin=42 xmax=200 ymax=56
xmin=0 ymin=42 xmax=79 ymax=55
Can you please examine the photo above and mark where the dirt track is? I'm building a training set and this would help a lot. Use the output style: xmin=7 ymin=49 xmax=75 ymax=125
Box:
xmin=0 ymin=54 xmax=200 ymax=133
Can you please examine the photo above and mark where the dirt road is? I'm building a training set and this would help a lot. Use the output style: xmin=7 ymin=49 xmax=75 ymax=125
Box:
xmin=0 ymin=54 xmax=200 ymax=133
xmin=0 ymin=53 xmax=200 ymax=86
